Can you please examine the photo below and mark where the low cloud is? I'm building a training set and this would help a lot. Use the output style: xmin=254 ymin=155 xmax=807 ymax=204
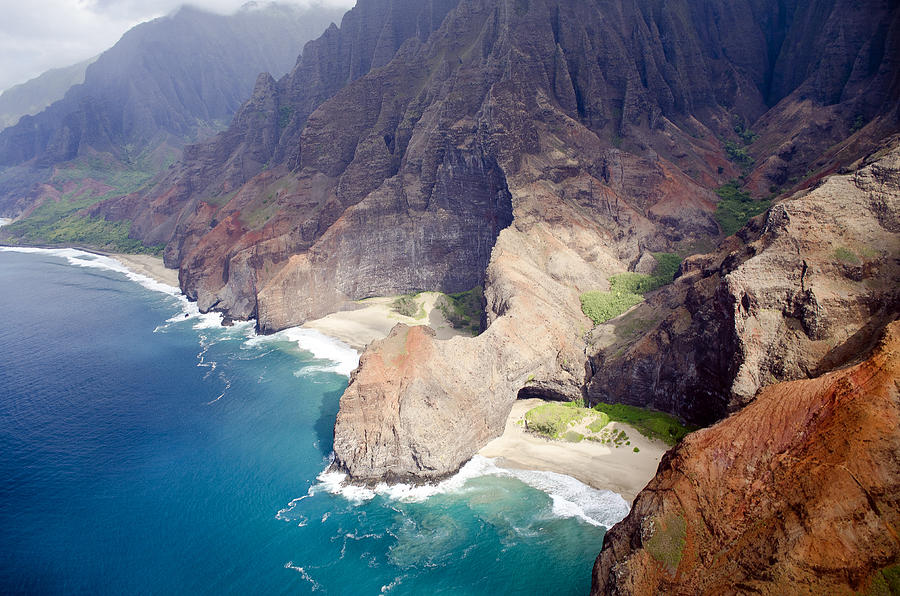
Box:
xmin=0 ymin=0 xmax=354 ymax=93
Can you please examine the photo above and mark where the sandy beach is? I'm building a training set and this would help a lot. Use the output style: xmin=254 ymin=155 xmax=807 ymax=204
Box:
xmin=108 ymin=252 xmax=180 ymax=287
xmin=479 ymin=398 xmax=669 ymax=502
xmin=303 ymin=292 xmax=467 ymax=351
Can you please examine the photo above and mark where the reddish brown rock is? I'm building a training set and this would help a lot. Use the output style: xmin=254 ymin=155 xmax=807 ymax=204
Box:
xmin=587 ymin=142 xmax=900 ymax=424
xmin=591 ymin=319 xmax=900 ymax=595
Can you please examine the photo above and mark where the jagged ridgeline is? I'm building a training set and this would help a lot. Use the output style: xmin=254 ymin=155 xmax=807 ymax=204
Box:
xmin=73 ymin=0 xmax=896 ymax=333
xmin=0 ymin=2 xmax=345 ymax=250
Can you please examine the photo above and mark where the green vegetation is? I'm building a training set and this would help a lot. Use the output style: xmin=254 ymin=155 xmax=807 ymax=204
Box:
xmin=524 ymin=401 xmax=589 ymax=439
xmin=645 ymin=513 xmax=687 ymax=574
xmin=278 ymin=105 xmax=294 ymax=129
xmin=2 ymin=151 xmax=162 ymax=254
xmin=392 ymin=294 xmax=426 ymax=319
xmin=724 ymin=140 xmax=754 ymax=168
xmin=850 ymin=114 xmax=866 ymax=134
xmin=593 ymin=401 xmax=692 ymax=446
xmin=864 ymin=564 xmax=900 ymax=596
xmin=633 ymin=447 xmax=640 ymax=453
xmin=580 ymin=253 xmax=682 ymax=325
xmin=587 ymin=412 xmax=611 ymax=433
xmin=714 ymin=181 xmax=771 ymax=236
xmin=580 ymin=288 xmax=644 ymax=325
xmin=437 ymin=286 xmax=483 ymax=335
xmin=6 ymin=211 xmax=163 ymax=255
xmin=833 ymin=246 xmax=860 ymax=264
xmin=563 ymin=430 xmax=584 ymax=443
xmin=733 ymin=119 xmax=759 ymax=145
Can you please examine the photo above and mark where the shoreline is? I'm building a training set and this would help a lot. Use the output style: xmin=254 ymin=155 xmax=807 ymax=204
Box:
xmin=303 ymin=292 xmax=467 ymax=351
xmin=478 ymin=398 xmax=669 ymax=502
xmin=2 ymin=242 xmax=660 ymax=502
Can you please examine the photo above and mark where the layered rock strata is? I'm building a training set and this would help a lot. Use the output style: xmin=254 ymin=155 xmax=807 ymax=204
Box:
xmin=591 ymin=319 xmax=900 ymax=595
xmin=587 ymin=142 xmax=900 ymax=425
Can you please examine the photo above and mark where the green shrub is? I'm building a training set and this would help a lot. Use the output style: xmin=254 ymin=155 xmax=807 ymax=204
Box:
xmin=392 ymin=294 xmax=424 ymax=318
xmin=645 ymin=513 xmax=687 ymax=574
xmin=524 ymin=402 xmax=588 ymax=438
xmin=633 ymin=447 xmax=640 ymax=453
xmin=833 ymin=247 xmax=860 ymax=264
xmin=587 ymin=412 xmax=610 ymax=433
xmin=579 ymin=253 xmax=682 ymax=325
xmin=714 ymin=181 xmax=770 ymax=236
xmin=724 ymin=140 xmax=754 ymax=169
xmin=593 ymin=401 xmax=692 ymax=446
xmin=563 ymin=431 xmax=584 ymax=443
xmin=438 ymin=287 xmax=483 ymax=334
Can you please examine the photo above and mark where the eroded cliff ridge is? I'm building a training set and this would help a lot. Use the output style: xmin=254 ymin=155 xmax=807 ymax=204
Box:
xmin=587 ymin=142 xmax=900 ymax=425
xmin=67 ymin=0 xmax=899 ymax=483
xmin=591 ymin=319 xmax=900 ymax=595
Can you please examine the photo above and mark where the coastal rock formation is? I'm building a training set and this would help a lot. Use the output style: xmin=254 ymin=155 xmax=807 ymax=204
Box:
xmin=591 ymin=319 xmax=900 ymax=595
xmin=36 ymin=0 xmax=898 ymax=483
xmin=587 ymin=142 xmax=900 ymax=424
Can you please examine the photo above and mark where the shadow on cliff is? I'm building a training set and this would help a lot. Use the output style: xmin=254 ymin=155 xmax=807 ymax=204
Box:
xmin=314 ymin=387 xmax=344 ymax=457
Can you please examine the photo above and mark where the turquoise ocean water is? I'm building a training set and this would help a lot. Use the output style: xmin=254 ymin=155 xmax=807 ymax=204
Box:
xmin=0 ymin=248 xmax=628 ymax=594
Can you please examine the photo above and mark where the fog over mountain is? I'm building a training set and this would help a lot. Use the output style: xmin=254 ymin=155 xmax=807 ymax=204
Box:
xmin=0 ymin=0 xmax=354 ymax=94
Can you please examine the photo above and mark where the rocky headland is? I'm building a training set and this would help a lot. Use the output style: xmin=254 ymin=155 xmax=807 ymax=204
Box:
xmin=1 ymin=0 xmax=899 ymax=592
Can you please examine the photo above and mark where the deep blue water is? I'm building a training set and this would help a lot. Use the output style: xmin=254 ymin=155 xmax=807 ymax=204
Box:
xmin=0 ymin=248 xmax=627 ymax=595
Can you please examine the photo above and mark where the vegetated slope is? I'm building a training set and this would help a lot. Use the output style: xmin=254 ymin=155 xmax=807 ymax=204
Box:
xmin=74 ymin=0 xmax=899 ymax=484
xmin=591 ymin=318 xmax=900 ymax=595
xmin=0 ymin=58 xmax=95 ymax=130
xmin=0 ymin=2 xmax=344 ymax=217
xmin=586 ymin=142 xmax=900 ymax=425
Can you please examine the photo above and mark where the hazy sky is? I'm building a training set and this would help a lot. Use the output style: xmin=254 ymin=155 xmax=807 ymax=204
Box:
xmin=0 ymin=0 xmax=354 ymax=94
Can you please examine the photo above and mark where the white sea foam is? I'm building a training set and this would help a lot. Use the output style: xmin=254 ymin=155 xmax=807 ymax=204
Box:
xmin=244 ymin=326 xmax=359 ymax=377
xmin=284 ymin=562 xmax=321 ymax=591
xmin=312 ymin=455 xmax=630 ymax=528
xmin=0 ymin=246 xmax=180 ymax=297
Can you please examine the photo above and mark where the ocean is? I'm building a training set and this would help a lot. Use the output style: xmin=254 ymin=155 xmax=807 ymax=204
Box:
xmin=0 ymin=247 xmax=629 ymax=595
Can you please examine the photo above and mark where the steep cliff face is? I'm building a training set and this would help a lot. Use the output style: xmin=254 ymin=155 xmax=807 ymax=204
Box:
xmin=587 ymin=142 xmax=900 ymax=425
xmin=591 ymin=319 xmax=900 ymax=595
xmin=0 ymin=3 xmax=343 ymax=216
xmin=80 ymin=0 xmax=899 ymax=484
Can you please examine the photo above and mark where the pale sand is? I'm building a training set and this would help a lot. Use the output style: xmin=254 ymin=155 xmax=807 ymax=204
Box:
xmin=108 ymin=253 xmax=180 ymax=287
xmin=303 ymin=292 xmax=467 ymax=351
xmin=479 ymin=398 xmax=669 ymax=502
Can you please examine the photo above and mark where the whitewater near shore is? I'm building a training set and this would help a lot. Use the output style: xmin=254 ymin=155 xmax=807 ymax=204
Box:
xmin=83 ymin=249 xmax=664 ymax=503
xmin=479 ymin=399 xmax=668 ymax=502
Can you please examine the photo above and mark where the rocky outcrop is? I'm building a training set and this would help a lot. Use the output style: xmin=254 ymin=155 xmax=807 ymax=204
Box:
xmin=586 ymin=142 xmax=900 ymax=425
xmin=591 ymin=319 xmax=900 ymax=595
xmin=70 ymin=0 xmax=898 ymax=483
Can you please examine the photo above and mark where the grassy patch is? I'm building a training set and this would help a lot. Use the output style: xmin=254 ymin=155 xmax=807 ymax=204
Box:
xmin=563 ymin=430 xmax=584 ymax=443
xmin=587 ymin=412 xmax=610 ymax=433
xmin=645 ymin=513 xmax=687 ymax=574
xmin=524 ymin=402 xmax=589 ymax=439
xmin=580 ymin=253 xmax=682 ymax=325
xmin=392 ymin=294 xmax=426 ymax=319
xmin=593 ymin=402 xmax=692 ymax=446
xmin=714 ymin=181 xmax=771 ymax=236
xmin=833 ymin=247 xmax=860 ymax=264
xmin=7 ymin=212 xmax=163 ymax=255
xmin=437 ymin=286 xmax=483 ymax=335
